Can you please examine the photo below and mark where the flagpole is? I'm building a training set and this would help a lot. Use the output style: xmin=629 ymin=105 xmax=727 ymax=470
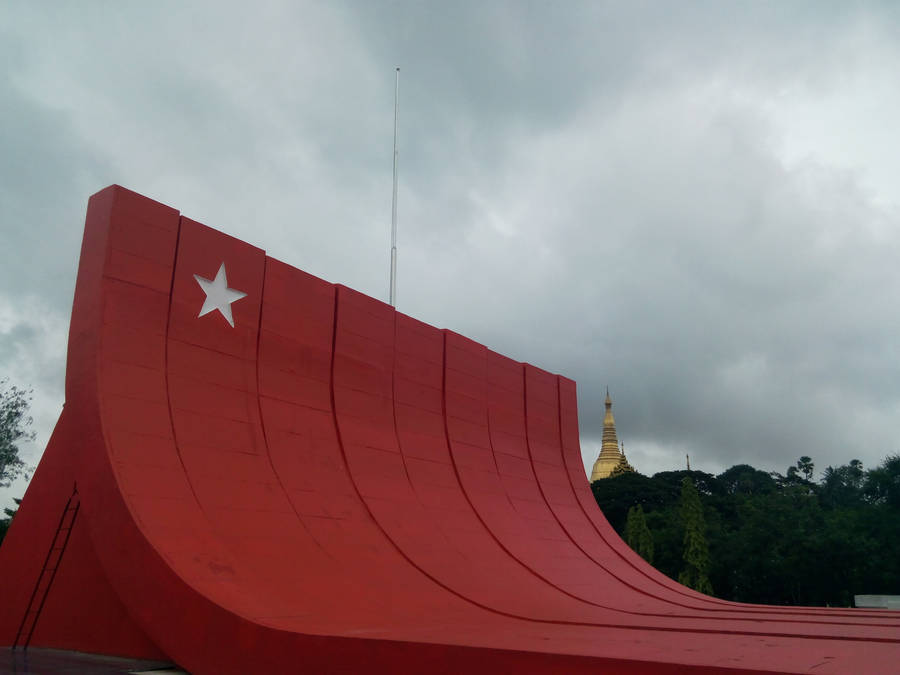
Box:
xmin=389 ymin=67 xmax=400 ymax=307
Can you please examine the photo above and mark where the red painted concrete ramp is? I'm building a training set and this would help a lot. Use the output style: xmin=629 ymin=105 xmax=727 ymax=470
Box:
xmin=1 ymin=186 xmax=898 ymax=674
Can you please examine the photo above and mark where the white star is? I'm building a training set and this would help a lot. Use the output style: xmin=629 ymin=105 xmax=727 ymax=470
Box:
xmin=193 ymin=263 xmax=247 ymax=328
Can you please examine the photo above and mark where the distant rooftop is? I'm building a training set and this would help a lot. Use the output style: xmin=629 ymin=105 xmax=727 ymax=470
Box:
xmin=855 ymin=595 xmax=900 ymax=609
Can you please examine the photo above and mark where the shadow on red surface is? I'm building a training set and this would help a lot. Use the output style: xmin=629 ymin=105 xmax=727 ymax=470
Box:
xmin=1 ymin=647 xmax=178 ymax=674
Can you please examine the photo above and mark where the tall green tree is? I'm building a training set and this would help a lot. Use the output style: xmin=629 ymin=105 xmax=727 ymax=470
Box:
xmin=625 ymin=504 xmax=654 ymax=564
xmin=678 ymin=476 xmax=714 ymax=595
xmin=0 ymin=379 xmax=35 ymax=488
xmin=796 ymin=456 xmax=815 ymax=482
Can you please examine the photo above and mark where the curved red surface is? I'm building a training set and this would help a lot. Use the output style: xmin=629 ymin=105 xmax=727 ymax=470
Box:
xmin=1 ymin=185 xmax=898 ymax=674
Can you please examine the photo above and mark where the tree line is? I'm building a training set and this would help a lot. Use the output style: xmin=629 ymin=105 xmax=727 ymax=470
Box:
xmin=592 ymin=455 xmax=900 ymax=606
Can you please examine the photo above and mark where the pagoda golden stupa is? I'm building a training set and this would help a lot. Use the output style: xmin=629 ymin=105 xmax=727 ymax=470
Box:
xmin=589 ymin=389 xmax=635 ymax=482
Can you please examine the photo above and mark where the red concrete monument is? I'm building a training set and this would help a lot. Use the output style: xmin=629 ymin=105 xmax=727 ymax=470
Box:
xmin=0 ymin=186 xmax=898 ymax=673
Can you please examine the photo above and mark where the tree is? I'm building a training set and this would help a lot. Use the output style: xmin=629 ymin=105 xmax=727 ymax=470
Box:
xmin=0 ymin=379 xmax=35 ymax=488
xmin=591 ymin=472 xmax=671 ymax=533
xmin=717 ymin=464 xmax=776 ymax=496
xmin=864 ymin=454 xmax=900 ymax=508
xmin=678 ymin=477 xmax=713 ymax=595
xmin=820 ymin=460 xmax=865 ymax=509
xmin=0 ymin=497 xmax=21 ymax=545
xmin=625 ymin=504 xmax=654 ymax=564
xmin=797 ymin=456 xmax=815 ymax=482
xmin=654 ymin=470 xmax=722 ymax=497
xmin=773 ymin=456 xmax=817 ymax=495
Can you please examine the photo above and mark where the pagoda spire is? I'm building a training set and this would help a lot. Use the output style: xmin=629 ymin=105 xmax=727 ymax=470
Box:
xmin=601 ymin=389 xmax=619 ymax=452
xmin=590 ymin=389 xmax=634 ymax=481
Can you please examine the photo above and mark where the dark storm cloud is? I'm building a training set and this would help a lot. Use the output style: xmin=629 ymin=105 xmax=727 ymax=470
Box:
xmin=346 ymin=2 xmax=900 ymax=475
xmin=417 ymin=86 xmax=900 ymax=475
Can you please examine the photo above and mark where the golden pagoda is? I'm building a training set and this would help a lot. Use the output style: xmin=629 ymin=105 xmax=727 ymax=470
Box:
xmin=589 ymin=390 xmax=634 ymax=482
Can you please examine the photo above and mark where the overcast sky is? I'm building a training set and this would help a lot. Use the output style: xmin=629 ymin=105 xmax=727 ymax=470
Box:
xmin=3 ymin=2 xmax=900 ymax=507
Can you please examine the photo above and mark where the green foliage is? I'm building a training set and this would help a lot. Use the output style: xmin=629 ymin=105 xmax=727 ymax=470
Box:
xmin=0 ymin=379 xmax=35 ymax=488
xmin=820 ymin=459 xmax=865 ymax=509
xmin=796 ymin=456 xmax=815 ymax=482
xmin=625 ymin=504 xmax=654 ymax=564
xmin=717 ymin=464 xmax=775 ymax=496
xmin=864 ymin=454 xmax=900 ymax=508
xmin=677 ymin=477 xmax=713 ymax=595
xmin=591 ymin=472 xmax=672 ymax=533
xmin=653 ymin=470 xmax=722 ymax=497
xmin=0 ymin=497 xmax=21 ymax=546
xmin=591 ymin=454 xmax=900 ymax=606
